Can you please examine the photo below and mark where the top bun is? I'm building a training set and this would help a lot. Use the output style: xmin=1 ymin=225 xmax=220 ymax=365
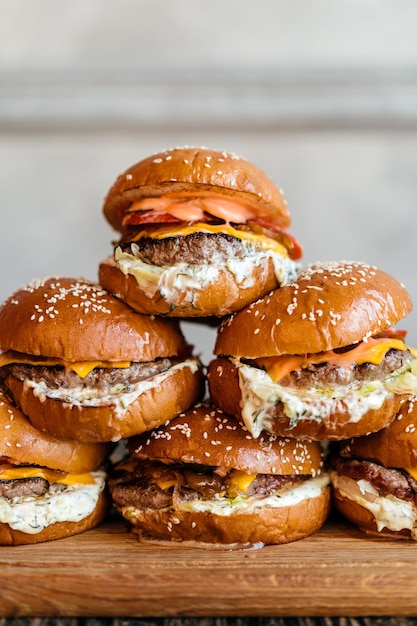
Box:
xmin=0 ymin=276 xmax=189 ymax=362
xmin=215 ymin=261 xmax=413 ymax=358
xmin=0 ymin=390 xmax=111 ymax=473
xmin=128 ymin=403 xmax=325 ymax=476
xmin=102 ymin=146 xmax=291 ymax=232
xmin=339 ymin=396 xmax=417 ymax=468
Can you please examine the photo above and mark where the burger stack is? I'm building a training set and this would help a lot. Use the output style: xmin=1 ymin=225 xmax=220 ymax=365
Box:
xmin=1 ymin=146 xmax=417 ymax=546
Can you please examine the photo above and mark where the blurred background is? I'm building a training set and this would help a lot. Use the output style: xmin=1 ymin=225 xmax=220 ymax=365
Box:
xmin=1 ymin=0 xmax=417 ymax=363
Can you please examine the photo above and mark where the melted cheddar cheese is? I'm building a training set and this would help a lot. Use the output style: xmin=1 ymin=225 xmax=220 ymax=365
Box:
xmin=0 ymin=463 xmax=95 ymax=485
xmin=129 ymin=223 xmax=288 ymax=256
xmin=0 ymin=350 xmax=131 ymax=379
xmin=256 ymin=337 xmax=408 ymax=382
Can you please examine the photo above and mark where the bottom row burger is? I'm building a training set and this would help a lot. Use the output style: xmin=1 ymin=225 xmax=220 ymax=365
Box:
xmin=1 ymin=392 xmax=417 ymax=546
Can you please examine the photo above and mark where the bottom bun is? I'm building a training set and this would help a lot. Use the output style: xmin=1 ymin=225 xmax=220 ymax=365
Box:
xmin=0 ymin=488 xmax=110 ymax=546
xmin=118 ymin=487 xmax=331 ymax=547
xmin=6 ymin=359 xmax=203 ymax=442
xmin=99 ymin=255 xmax=282 ymax=318
xmin=208 ymin=357 xmax=403 ymax=441
xmin=332 ymin=488 xmax=413 ymax=541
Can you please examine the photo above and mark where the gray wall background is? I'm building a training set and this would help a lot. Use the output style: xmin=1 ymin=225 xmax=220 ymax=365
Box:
xmin=1 ymin=0 xmax=417 ymax=363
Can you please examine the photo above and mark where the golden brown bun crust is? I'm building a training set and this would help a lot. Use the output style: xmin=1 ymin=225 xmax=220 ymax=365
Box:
xmin=6 ymin=360 xmax=204 ymax=443
xmin=0 ymin=276 xmax=188 ymax=361
xmin=207 ymin=357 xmax=403 ymax=441
xmin=128 ymin=403 xmax=325 ymax=475
xmin=117 ymin=486 xmax=330 ymax=546
xmin=215 ymin=261 xmax=413 ymax=357
xmin=0 ymin=488 xmax=110 ymax=546
xmin=103 ymin=146 xmax=291 ymax=233
xmin=332 ymin=488 xmax=412 ymax=540
xmin=0 ymin=390 xmax=112 ymax=472
xmin=339 ymin=397 xmax=417 ymax=467
xmin=99 ymin=256 xmax=281 ymax=318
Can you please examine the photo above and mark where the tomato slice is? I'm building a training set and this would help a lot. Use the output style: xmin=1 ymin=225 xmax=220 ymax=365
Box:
xmin=376 ymin=328 xmax=408 ymax=340
xmin=122 ymin=210 xmax=182 ymax=226
xmin=248 ymin=218 xmax=303 ymax=260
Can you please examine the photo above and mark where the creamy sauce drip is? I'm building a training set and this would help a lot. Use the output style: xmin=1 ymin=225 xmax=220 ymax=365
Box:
xmin=330 ymin=471 xmax=417 ymax=538
xmin=114 ymin=245 xmax=297 ymax=303
xmin=25 ymin=359 xmax=199 ymax=416
xmin=0 ymin=471 xmax=106 ymax=534
xmin=236 ymin=359 xmax=417 ymax=438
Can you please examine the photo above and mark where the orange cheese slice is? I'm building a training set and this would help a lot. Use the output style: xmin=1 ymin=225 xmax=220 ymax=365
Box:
xmin=0 ymin=463 xmax=95 ymax=485
xmin=227 ymin=470 xmax=257 ymax=496
xmin=256 ymin=337 xmax=409 ymax=383
xmin=0 ymin=350 xmax=131 ymax=379
xmin=129 ymin=222 xmax=288 ymax=256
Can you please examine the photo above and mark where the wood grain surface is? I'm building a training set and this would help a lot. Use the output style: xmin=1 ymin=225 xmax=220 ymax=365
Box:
xmin=2 ymin=511 xmax=417 ymax=618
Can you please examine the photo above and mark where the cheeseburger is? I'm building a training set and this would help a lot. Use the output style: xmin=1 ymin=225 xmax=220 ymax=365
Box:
xmin=330 ymin=396 xmax=417 ymax=540
xmin=108 ymin=403 xmax=330 ymax=547
xmin=208 ymin=261 xmax=417 ymax=441
xmin=0 ymin=277 xmax=203 ymax=443
xmin=0 ymin=389 xmax=110 ymax=545
xmin=99 ymin=146 xmax=302 ymax=318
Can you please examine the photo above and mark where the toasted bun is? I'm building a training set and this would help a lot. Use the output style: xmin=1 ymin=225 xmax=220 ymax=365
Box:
xmin=0 ymin=488 xmax=110 ymax=546
xmin=339 ymin=397 xmax=417 ymax=468
xmin=99 ymin=255 xmax=282 ymax=318
xmin=0 ymin=390 xmax=112 ymax=472
xmin=102 ymin=146 xmax=291 ymax=233
xmin=332 ymin=488 xmax=412 ymax=540
xmin=6 ymin=359 xmax=204 ymax=442
xmin=0 ymin=276 xmax=188 ymax=361
xmin=207 ymin=357 xmax=403 ymax=441
xmin=215 ymin=261 xmax=413 ymax=357
xmin=128 ymin=403 xmax=325 ymax=475
xmin=122 ymin=487 xmax=330 ymax=546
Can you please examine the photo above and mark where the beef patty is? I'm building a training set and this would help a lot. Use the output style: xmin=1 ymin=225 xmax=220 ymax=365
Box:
xmin=250 ymin=348 xmax=413 ymax=389
xmin=3 ymin=357 xmax=174 ymax=391
xmin=119 ymin=231 xmax=262 ymax=266
xmin=330 ymin=454 xmax=417 ymax=504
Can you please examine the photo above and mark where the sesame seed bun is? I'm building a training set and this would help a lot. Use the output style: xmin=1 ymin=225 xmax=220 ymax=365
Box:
xmin=0 ymin=277 xmax=204 ymax=442
xmin=208 ymin=261 xmax=415 ymax=441
xmin=0 ymin=389 xmax=112 ymax=472
xmin=0 ymin=276 xmax=187 ymax=361
xmin=128 ymin=403 xmax=324 ymax=475
xmin=214 ymin=261 xmax=412 ymax=358
xmin=103 ymin=146 xmax=291 ymax=233
xmin=110 ymin=404 xmax=330 ymax=546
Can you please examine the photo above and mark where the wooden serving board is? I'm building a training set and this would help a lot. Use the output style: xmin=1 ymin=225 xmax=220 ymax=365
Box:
xmin=2 ymin=511 xmax=417 ymax=618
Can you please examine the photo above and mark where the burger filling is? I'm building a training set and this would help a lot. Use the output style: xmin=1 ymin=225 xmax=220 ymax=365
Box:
xmin=2 ymin=357 xmax=200 ymax=416
xmin=109 ymin=459 xmax=329 ymax=516
xmin=330 ymin=456 xmax=417 ymax=538
xmin=0 ymin=462 xmax=106 ymax=534
xmin=230 ymin=339 xmax=417 ymax=437
xmin=113 ymin=226 xmax=299 ymax=304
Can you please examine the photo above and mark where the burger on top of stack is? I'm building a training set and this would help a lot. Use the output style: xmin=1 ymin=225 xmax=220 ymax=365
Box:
xmin=98 ymin=146 xmax=302 ymax=318
xmin=1 ymin=144 xmax=417 ymax=546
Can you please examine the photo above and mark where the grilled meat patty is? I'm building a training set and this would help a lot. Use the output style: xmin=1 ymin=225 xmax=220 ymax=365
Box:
xmin=4 ymin=357 xmax=174 ymax=391
xmin=250 ymin=348 xmax=413 ymax=389
xmin=120 ymin=231 xmax=257 ymax=266
xmin=330 ymin=455 xmax=417 ymax=504
xmin=108 ymin=460 xmax=301 ymax=510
